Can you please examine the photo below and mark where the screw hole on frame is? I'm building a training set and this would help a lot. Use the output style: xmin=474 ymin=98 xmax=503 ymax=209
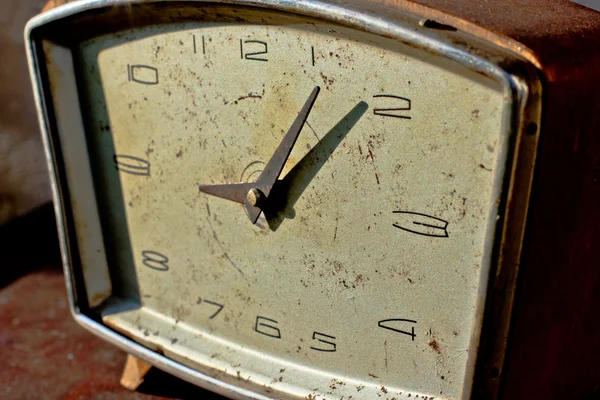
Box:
xmin=419 ymin=19 xmax=458 ymax=31
xmin=527 ymin=122 xmax=538 ymax=135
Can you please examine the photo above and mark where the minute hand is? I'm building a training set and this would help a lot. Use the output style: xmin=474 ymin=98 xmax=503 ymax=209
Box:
xmin=245 ymin=86 xmax=320 ymax=223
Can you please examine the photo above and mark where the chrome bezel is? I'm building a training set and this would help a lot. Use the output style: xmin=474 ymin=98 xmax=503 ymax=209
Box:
xmin=26 ymin=1 xmax=542 ymax=399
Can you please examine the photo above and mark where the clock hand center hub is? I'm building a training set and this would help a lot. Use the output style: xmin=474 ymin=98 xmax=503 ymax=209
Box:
xmin=246 ymin=187 xmax=266 ymax=207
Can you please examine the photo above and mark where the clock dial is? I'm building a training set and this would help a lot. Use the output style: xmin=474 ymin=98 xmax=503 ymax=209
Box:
xmin=74 ymin=6 xmax=509 ymax=399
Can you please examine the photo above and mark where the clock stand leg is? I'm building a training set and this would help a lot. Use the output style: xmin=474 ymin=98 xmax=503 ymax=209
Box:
xmin=120 ymin=354 xmax=152 ymax=391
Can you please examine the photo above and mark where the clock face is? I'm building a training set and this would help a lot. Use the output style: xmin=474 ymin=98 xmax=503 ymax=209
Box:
xmin=67 ymin=5 xmax=510 ymax=399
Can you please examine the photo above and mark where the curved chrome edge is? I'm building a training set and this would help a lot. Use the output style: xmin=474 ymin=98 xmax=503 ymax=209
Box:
xmin=26 ymin=0 xmax=506 ymax=85
xmin=75 ymin=314 xmax=270 ymax=399
xmin=25 ymin=18 xmax=79 ymax=318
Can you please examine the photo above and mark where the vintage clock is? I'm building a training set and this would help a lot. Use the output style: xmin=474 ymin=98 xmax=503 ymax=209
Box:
xmin=26 ymin=0 xmax=600 ymax=399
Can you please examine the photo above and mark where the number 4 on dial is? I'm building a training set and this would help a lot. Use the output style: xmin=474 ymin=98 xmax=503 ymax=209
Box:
xmin=378 ymin=318 xmax=417 ymax=341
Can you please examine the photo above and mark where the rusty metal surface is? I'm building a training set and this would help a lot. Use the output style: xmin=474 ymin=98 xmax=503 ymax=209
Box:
xmin=373 ymin=0 xmax=600 ymax=72
xmin=0 ymin=206 xmax=226 ymax=400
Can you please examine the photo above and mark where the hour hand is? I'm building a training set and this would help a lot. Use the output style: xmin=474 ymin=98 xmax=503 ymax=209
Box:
xmin=199 ymin=182 xmax=257 ymax=205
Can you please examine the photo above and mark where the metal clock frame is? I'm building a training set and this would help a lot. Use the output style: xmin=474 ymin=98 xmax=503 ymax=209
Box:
xmin=26 ymin=1 xmax=542 ymax=399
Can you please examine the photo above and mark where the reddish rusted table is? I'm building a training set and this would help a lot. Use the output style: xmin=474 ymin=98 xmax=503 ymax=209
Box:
xmin=0 ymin=205 xmax=225 ymax=399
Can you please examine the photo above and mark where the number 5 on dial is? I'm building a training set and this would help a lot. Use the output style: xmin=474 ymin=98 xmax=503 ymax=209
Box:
xmin=310 ymin=331 xmax=337 ymax=352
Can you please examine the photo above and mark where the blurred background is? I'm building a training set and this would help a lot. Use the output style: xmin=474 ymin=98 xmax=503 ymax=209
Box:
xmin=0 ymin=0 xmax=51 ymax=225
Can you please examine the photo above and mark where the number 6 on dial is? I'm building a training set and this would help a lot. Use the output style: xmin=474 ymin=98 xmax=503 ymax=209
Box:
xmin=254 ymin=316 xmax=281 ymax=339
